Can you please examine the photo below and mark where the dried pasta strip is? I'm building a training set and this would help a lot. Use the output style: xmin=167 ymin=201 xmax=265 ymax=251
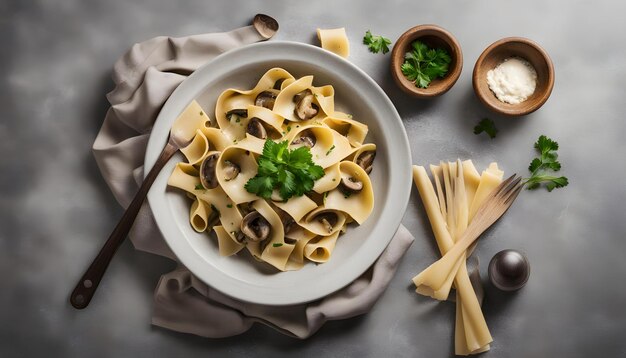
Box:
xmin=440 ymin=161 xmax=487 ymax=352
xmin=317 ymin=28 xmax=350 ymax=58
xmin=412 ymin=165 xmax=493 ymax=351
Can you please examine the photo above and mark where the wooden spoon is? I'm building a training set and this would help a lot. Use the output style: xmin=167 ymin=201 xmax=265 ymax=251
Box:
xmin=70 ymin=124 xmax=191 ymax=309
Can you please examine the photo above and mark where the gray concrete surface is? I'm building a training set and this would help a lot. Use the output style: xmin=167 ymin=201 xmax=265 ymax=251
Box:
xmin=2 ymin=0 xmax=625 ymax=356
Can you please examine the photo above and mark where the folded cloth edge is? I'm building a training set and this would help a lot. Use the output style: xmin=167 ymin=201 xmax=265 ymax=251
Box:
xmin=151 ymin=225 xmax=414 ymax=339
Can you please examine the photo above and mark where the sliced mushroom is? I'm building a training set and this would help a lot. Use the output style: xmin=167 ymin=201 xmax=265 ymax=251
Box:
xmin=255 ymin=90 xmax=279 ymax=110
xmin=226 ymin=108 xmax=248 ymax=120
xmin=315 ymin=212 xmax=339 ymax=233
xmin=222 ymin=160 xmax=241 ymax=181
xmin=273 ymin=78 xmax=285 ymax=90
xmin=199 ymin=153 xmax=220 ymax=189
xmin=207 ymin=211 xmax=220 ymax=228
xmin=292 ymin=89 xmax=310 ymax=104
xmin=246 ymin=117 xmax=267 ymax=139
xmin=339 ymin=176 xmax=363 ymax=193
xmin=233 ymin=230 xmax=246 ymax=244
xmin=240 ymin=211 xmax=271 ymax=242
xmin=356 ymin=150 xmax=376 ymax=174
xmin=291 ymin=129 xmax=316 ymax=148
xmin=293 ymin=90 xmax=319 ymax=120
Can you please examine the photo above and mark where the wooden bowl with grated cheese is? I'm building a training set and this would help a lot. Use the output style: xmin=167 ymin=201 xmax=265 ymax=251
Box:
xmin=473 ymin=37 xmax=555 ymax=116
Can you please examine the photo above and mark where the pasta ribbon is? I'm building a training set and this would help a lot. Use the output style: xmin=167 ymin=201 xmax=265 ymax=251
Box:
xmin=167 ymin=68 xmax=377 ymax=271
xmin=323 ymin=115 xmax=369 ymax=147
xmin=317 ymin=28 xmax=350 ymax=58
xmin=325 ymin=161 xmax=374 ymax=224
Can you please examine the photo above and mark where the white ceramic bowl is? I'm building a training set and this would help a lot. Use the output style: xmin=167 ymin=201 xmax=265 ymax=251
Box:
xmin=145 ymin=41 xmax=411 ymax=305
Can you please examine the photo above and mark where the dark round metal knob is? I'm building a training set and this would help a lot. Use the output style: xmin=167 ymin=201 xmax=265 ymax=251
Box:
xmin=488 ymin=249 xmax=530 ymax=291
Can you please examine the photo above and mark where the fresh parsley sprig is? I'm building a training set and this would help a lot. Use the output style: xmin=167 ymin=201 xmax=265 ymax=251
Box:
xmin=474 ymin=118 xmax=498 ymax=139
xmin=244 ymin=140 xmax=325 ymax=200
xmin=363 ymin=30 xmax=392 ymax=54
xmin=524 ymin=135 xmax=569 ymax=191
xmin=401 ymin=41 xmax=451 ymax=88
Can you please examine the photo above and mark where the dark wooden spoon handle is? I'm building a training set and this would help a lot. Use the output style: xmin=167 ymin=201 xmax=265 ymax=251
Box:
xmin=70 ymin=141 xmax=178 ymax=309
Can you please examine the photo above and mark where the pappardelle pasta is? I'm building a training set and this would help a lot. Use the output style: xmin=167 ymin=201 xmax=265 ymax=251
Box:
xmin=167 ymin=68 xmax=376 ymax=271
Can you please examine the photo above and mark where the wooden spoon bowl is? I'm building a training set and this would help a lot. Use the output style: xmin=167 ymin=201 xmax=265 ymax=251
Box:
xmin=472 ymin=37 xmax=554 ymax=116
xmin=391 ymin=24 xmax=463 ymax=98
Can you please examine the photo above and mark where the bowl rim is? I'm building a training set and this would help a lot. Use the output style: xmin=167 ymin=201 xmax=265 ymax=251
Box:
xmin=472 ymin=36 xmax=555 ymax=116
xmin=144 ymin=41 xmax=413 ymax=306
xmin=390 ymin=24 xmax=463 ymax=98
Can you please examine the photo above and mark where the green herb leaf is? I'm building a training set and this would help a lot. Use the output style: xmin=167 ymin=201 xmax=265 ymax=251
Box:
xmin=245 ymin=140 xmax=325 ymax=200
xmin=401 ymin=40 xmax=451 ymax=88
xmin=525 ymin=175 xmax=569 ymax=192
xmin=535 ymin=135 xmax=559 ymax=154
xmin=326 ymin=145 xmax=335 ymax=156
xmin=528 ymin=158 xmax=543 ymax=173
xmin=401 ymin=62 xmax=418 ymax=81
xmin=289 ymin=146 xmax=313 ymax=168
xmin=278 ymin=169 xmax=297 ymax=199
xmin=272 ymin=243 xmax=283 ymax=247
xmin=363 ymin=30 xmax=392 ymax=54
xmin=473 ymin=118 xmax=498 ymax=139
xmin=244 ymin=176 xmax=275 ymax=199
xmin=194 ymin=184 xmax=204 ymax=190
xmin=523 ymin=135 xmax=569 ymax=191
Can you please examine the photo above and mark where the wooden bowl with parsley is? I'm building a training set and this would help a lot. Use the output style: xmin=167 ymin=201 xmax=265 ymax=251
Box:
xmin=391 ymin=24 xmax=463 ymax=98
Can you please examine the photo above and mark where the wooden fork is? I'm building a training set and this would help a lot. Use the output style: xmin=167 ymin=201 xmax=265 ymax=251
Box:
xmin=413 ymin=174 xmax=523 ymax=291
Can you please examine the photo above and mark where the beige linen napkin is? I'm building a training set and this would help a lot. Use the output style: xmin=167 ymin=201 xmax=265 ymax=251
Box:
xmin=92 ymin=19 xmax=415 ymax=339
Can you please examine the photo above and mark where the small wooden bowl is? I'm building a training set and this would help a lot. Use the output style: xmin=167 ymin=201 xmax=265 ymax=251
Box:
xmin=473 ymin=37 xmax=554 ymax=116
xmin=391 ymin=24 xmax=463 ymax=98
